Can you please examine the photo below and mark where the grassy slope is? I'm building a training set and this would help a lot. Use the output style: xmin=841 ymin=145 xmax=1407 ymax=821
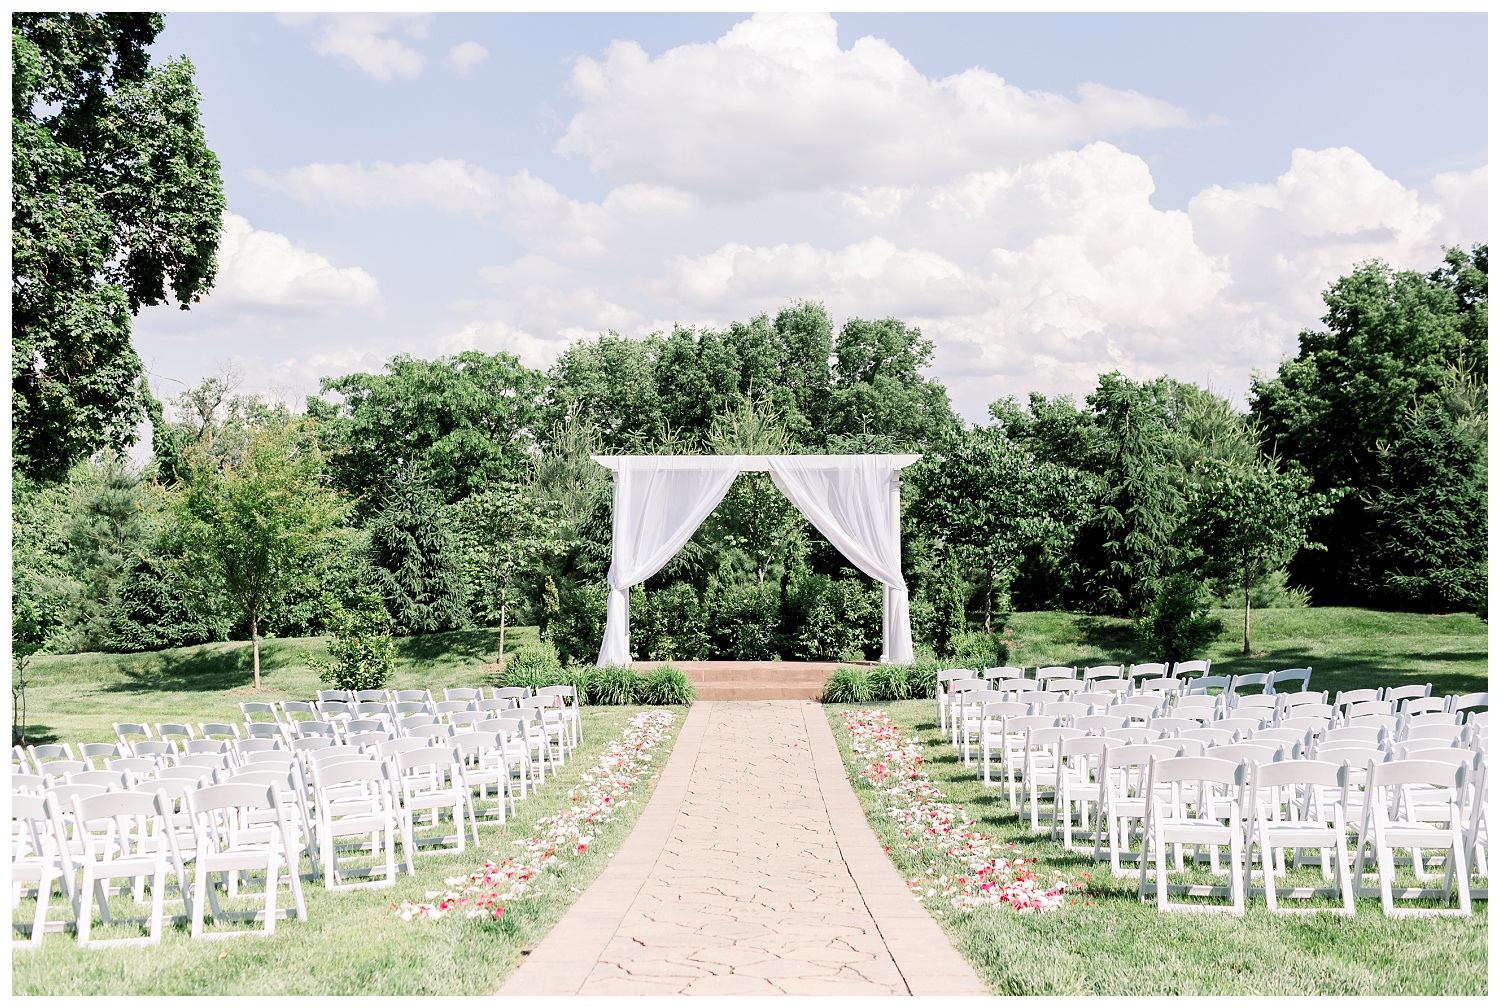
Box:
xmin=11 ymin=703 xmax=685 ymax=995
xmin=826 ymin=699 xmax=1488 ymax=996
xmin=1003 ymin=607 xmax=1489 ymax=698
xmin=17 ymin=626 xmax=539 ymax=746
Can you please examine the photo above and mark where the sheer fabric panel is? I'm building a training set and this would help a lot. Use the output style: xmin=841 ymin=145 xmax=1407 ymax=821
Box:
xmin=766 ymin=456 xmax=914 ymax=664
xmin=596 ymin=457 xmax=744 ymax=666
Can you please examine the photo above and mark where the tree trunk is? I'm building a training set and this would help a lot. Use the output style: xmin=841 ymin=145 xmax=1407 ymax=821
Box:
xmin=1242 ymin=572 xmax=1252 ymax=656
xmin=496 ymin=579 xmax=508 ymax=668
xmin=983 ymin=565 xmax=995 ymax=635
xmin=251 ymin=610 xmax=262 ymax=688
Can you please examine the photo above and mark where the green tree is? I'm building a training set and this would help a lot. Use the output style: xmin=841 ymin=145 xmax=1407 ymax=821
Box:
xmin=12 ymin=13 xmax=224 ymax=480
xmin=1184 ymin=458 xmax=1340 ymax=654
xmin=911 ymin=426 xmax=1077 ymax=632
xmin=826 ymin=316 xmax=960 ymax=450
xmin=307 ymin=351 xmax=546 ymax=509
xmin=366 ymin=474 xmax=471 ymax=636
xmin=58 ymin=456 xmax=153 ymax=650
xmin=11 ymin=473 xmax=73 ymax=743
xmin=448 ymin=484 xmax=562 ymax=666
xmin=1367 ymin=401 xmax=1486 ymax=612
xmin=170 ymin=417 xmax=349 ymax=687
xmin=1250 ymin=247 xmax=1487 ymax=604
xmin=304 ymin=595 xmax=396 ymax=692
xmin=1075 ymin=373 xmax=1183 ymax=616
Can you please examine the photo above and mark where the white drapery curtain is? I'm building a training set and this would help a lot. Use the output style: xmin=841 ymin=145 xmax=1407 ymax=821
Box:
xmin=596 ymin=456 xmax=745 ymax=667
xmin=766 ymin=456 xmax=914 ymax=664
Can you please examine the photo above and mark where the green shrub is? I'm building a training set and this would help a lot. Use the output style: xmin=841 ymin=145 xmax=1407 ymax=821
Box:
xmin=589 ymin=664 xmax=641 ymax=705
xmin=705 ymin=576 xmax=781 ymax=660
xmin=947 ymin=630 xmax=1009 ymax=670
xmin=905 ymin=660 xmax=939 ymax=698
xmin=636 ymin=664 xmax=696 ymax=705
xmin=547 ymin=578 xmax=608 ymax=665
xmin=869 ymin=664 xmax=913 ymax=701
xmin=822 ymin=666 xmax=874 ymax=703
xmin=1135 ymin=574 xmax=1222 ymax=663
xmin=508 ymin=639 xmax=564 ymax=680
xmin=303 ymin=596 xmax=394 ymax=692
xmin=635 ymin=582 xmax=710 ymax=660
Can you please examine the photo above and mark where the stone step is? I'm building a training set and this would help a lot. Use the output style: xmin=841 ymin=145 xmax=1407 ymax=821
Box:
xmin=633 ymin=660 xmax=869 ymax=701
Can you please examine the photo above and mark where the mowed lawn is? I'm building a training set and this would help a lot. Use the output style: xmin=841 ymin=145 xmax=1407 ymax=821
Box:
xmin=1004 ymin=607 xmax=1489 ymax=698
xmin=824 ymin=607 xmax=1490 ymax=995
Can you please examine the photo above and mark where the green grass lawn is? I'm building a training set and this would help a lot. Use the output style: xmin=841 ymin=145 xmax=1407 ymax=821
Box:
xmin=825 ymin=699 xmax=1488 ymax=996
xmin=11 ymin=703 xmax=686 ymax=995
xmin=1003 ymin=607 xmax=1489 ymax=699
xmin=16 ymin=625 xmax=538 ymax=747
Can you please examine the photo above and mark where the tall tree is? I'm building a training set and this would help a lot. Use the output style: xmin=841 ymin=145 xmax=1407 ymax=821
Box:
xmin=826 ymin=316 xmax=960 ymax=450
xmin=448 ymin=485 xmax=562 ymax=666
xmin=59 ymin=456 xmax=153 ymax=651
xmin=307 ymin=351 xmax=545 ymax=510
xmin=1250 ymin=247 xmax=1487 ymax=604
xmin=1184 ymin=458 xmax=1340 ymax=654
xmin=12 ymin=13 xmax=224 ymax=480
xmin=170 ymin=417 xmax=349 ymax=687
xmin=1077 ymin=373 xmax=1183 ymax=616
xmin=911 ymin=426 xmax=1077 ymax=633
xmin=366 ymin=474 xmax=471 ymax=635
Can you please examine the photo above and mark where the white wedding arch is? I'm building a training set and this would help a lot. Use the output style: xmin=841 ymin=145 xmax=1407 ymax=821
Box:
xmin=592 ymin=454 xmax=921 ymax=667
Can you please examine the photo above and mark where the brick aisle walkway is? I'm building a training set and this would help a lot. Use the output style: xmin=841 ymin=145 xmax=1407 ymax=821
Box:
xmin=500 ymin=700 xmax=988 ymax=997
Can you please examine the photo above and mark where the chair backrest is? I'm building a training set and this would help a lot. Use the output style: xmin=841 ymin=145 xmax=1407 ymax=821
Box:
xmin=27 ymin=743 xmax=75 ymax=765
xmin=492 ymin=686 xmax=532 ymax=700
xmin=1147 ymin=716 xmax=1198 ymax=735
xmin=306 ymin=747 xmax=375 ymax=769
xmin=1345 ymin=713 xmax=1399 ymax=733
xmin=450 ymin=730 xmax=504 ymax=756
xmin=233 ymin=738 xmax=281 ymax=757
xmin=155 ymin=722 xmax=195 ymax=741
xmin=239 ymin=702 xmax=282 ymax=723
xmin=376 ymin=737 xmax=432 ymax=760
xmin=1103 ymin=727 xmax=1165 ymax=745
xmin=408 ymin=723 xmax=455 ymax=741
xmin=1039 ymin=700 xmax=1090 ymax=720
xmin=1100 ymin=741 xmax=1181 ymax=773
xmin=67 ymin=769 xmax=129 ymax=789
xmin=1147 ymin=754 xmax=1247 ymax=789
xmin=1179 ymin=726 xmax=1237 ymax=746
xmin=1229 ymin=672 xmax=1270 ymax=693
xmin=475 ymin=696 xmax=514 ymax=713
xmin=980 ymin=666 xmax=1025 ymax=681
xmin=151 ymin=764 xmax=216 ymax=784
xmin=1276 ymin=689 xmax=1327 ymax=711
xmin=434 ymin=700 xmax=474 ymax=715
xmin=345 ymin=731 xmax=393 ymax=748
xmin=1128 ymin=662 xmax=1169 ymax=680
xmin=241 ymin=749 xmax=299 ymax=768
xmin=1082 ymin=665 xmax=1123 ymax=680
xmin=199 ymin=723 xmax=242 ymax=741
xmin=1404 ymin=723 xmax=1465 ymax=745
xmin=1281 ymin=703 xmax=1334 ymax=723
xmin=344 ymin=719 xmax=388 ymax=734
xmin=980 ymin=700 xmax=1032 ymax=721
xmin=444 ymin=687 xmax=483 ymax=702
xmin=1392 ymin=740 xmax=1459 ymax=761
xmin=1080 ymin=678 xmax=1129 ymax=695
xmin=393 ymin=689 xmax=433 ymax=703
xmin=352 ymin=702 xmax=389 ymax=719
xmin=1399 ymin=696 xmax=1449 ymax=717
xmin=1108 ymin=703 xmax=1156 ymax=724
xmin=132 ymin=740 xmax=177 ymax=759
xmin=1346 ymin=700 xmax=1394 ymax=720
xmin=1266 ymin=668 xmax=1312 ymax=693
xmin=11 ymin=772 xmax=46 ymax=793
xmin=183 ymin=738 xmax=230 ymax=756
xmin=316 ymin=690 xmax=351 ymax=703
xmin=1025 ymin=726 xmax=1084 ymax=750
xmin=1035 ymin=666 xmax=1077 ymax=680
xmin=1382 ymin=683 xmax=1432 ymax=704
xmin=352 ymin=689 xmax=392 ymax=703
xmin=78 ymin=741 xmax=122 ymax=765
xmin=280 ymin=701 xmax=319 ymax=722
xmin=1216 ymin=716 xmax=1266 ymax=735
xmin=1366 ymin=756 xmax=1465 ymax=791
xmin=1205 ymin=741 xmax=1281 ymax=765
xmin=185 ymin=781 xmax=279 ymax=821
xmin=1074 ymin=714 xmax=1129 ymax=733
xmin=40 ymin=760 xmax=88 ymax=779
xmin=536 ymin=685 xmax=579 ymax=701
xmin=1334 ymin=688 xmax=1381 ymax=710
xmin=318 ymin=700 xmax=354 ymax=720
xmin=949 ymin=677 xmax=989 ymax=695
xmin=1171 ymin=694 xmax=1219 ymax=714
xmin=1232 ymin=693 xmax=1278 ymax=714
xmin=1135 ymin=678 xmax=1183 ymax=695
xmin=293 ymin=736 xmax=335 ymax=752
xmin=393 ymin=744 xmax=461 ymax=776
xmin=311 ymin=757 xmax=391 ymax=791
xmin=295 ymin=720 xmax=338 ymax=738
xmin=114 ymin=722 xmax=153 ymax=744
xmin=1184 ymin=674 xmax=1230 ymax=694
xmin=1448 ymin=692 xmax=1488 ymax=714
xmin=245 ymin=722 xmax=286 ymax=740
xmin=1278 ymin=716 xmax=1331 ymax=736
xmin=1171 ymin=659 xmax=1211 ymax=678
xmin=105 ymin=756 xmax=164 ymax=778
xmin=393 ymin=701 xmax=431 ymax=715
xmin=1001 ymin=714 xmax=1060 ymax=735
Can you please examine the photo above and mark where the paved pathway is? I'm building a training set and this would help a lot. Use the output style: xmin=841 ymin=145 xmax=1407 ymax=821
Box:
xmin=500 ymin=700 xmax=988 ymax=997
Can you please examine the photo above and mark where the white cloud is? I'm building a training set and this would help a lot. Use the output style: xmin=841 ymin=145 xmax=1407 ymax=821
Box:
xmin=253 ymin=159 xmax=698 ymax=259
xmin=446 ymin=40 xmax=488 ymax=74
xmin=277 ymin=13 xmax=428 ymax=81
xmin=556 ymin=12 xmax=1189 ymax=197
xmin=210 ymin=212 xmax=382 ymax=317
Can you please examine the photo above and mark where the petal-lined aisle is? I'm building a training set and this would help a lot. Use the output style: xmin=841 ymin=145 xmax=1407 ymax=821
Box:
xmin=500 ymin=700 xmax=987 ymax=996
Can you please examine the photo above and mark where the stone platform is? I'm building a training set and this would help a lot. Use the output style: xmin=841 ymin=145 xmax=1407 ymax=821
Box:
xmin=632 ymin=660 xmax=866 ymax=701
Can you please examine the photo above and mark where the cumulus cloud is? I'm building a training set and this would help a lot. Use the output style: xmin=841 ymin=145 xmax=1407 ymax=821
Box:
xmin=556 ymin=12 xmax=1189 ymax=196
xmin=277 ymin=13 xmax=428 ymax=81
xmin=446 ymin=40 xmax=488 ymax=73
xmin=210 ymin=212 xmax=382 ymax=317
xmin=252 ymin=159 xmax=698 ymax=259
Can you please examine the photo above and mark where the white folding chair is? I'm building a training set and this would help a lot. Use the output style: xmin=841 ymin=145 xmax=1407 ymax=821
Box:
xmin=1138 ymin=755 xmax=1248 ymax=915
xmin=69 ymin=790 xmax=184 ymax=947
xmin=1020 ymin=726 xmax=1085 ymax=832
xmin=1093 ymin=741 xmax=1181 ymax=877
xmin=1243 ymin=759 xmax=1354 ymax=915
xmin=1266 ymin=668 xmax=1312 ymax=694
xmin=183 ymin=781 xmax=308 ymax=940
xmin=309 ymin=758 xmax=399 ymax=890
xmin=1054 ymin=735 xmax=1109 ymax=850
xmin=11 ymin=793 xmax=74 ymax=948
xmin=1353 ymin=757 xmax=1472 ymax=917
xmin=392 ymin=746 xmax=477 ymax=872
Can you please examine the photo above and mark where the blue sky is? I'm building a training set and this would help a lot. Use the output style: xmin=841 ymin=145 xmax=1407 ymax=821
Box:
xmin=134 ymin=12 xmax=1488 ymax=424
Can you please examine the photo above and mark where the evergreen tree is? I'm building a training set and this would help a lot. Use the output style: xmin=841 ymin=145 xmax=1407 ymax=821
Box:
xmin=1077 ymin=373 xmax=1183 ymax=616
xmin=1366 ymin=402 xmax=1487 ymax=613
xmin=60 ymin=457 xmax=152 ymax=650
xmin=367 ymin=475 xmax=471 ymax=636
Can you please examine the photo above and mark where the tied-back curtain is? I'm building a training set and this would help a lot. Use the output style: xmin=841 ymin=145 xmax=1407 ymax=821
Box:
xmin=766 ymin=456 xmax=914 ymax=664
xmin=596 ymin=457 xmax=745 ymax=667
